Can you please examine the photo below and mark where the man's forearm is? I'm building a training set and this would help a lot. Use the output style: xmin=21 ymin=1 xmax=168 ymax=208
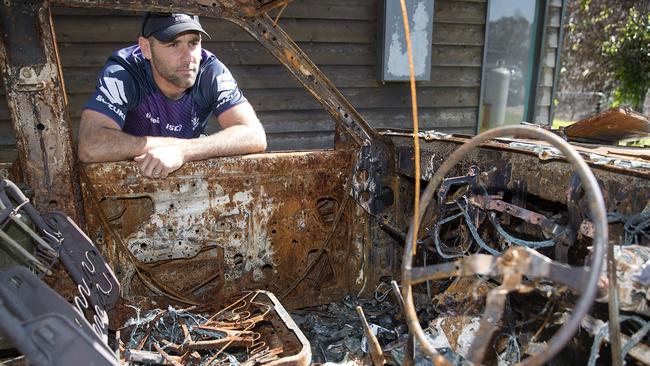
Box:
xmin=78 ymin=126 xmax=179 ymax=162
xmin=179 ymin=124 xmax=267 ymax=162
xmin=78 ymin=126 xmax=148 ymax=162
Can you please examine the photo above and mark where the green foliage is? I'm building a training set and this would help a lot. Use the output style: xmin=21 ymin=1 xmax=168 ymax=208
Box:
xmin=601 ymin=8 xmax=650 ymax=112
xmin=558 ymin=1 xmax=650 ymax=114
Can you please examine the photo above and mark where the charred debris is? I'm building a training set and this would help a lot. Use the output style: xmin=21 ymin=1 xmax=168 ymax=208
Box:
xmin=1 ymin=127 xmax=649 ymax=365
xmin=0 ymin=1 xmax=649 ymax=365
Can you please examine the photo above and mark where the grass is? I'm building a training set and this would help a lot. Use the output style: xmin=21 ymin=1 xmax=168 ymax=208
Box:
xmin=551 ymin=118 xmax=574 ymax=129
xmin=622 ymin=138 xmax=650 ymax=147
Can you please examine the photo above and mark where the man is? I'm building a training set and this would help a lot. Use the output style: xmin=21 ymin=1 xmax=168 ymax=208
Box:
xmin=78 ymin=13 xmax=266 ymax=178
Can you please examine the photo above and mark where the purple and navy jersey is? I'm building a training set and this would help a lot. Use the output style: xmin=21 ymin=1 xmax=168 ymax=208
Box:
xmin=83 ymin=45 xmax=246 ymax=138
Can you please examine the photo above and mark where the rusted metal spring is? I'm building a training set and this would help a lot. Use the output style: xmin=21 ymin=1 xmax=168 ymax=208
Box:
xmin=401 ymin=126 xmax=608 ymax=366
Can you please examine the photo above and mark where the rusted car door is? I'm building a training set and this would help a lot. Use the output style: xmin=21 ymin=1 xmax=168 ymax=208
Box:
xmin=81 ymin=150 xmax=366 ymax=310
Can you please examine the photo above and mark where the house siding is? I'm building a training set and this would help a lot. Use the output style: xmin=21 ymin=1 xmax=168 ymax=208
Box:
xmin=0 ymin=0 xmax=486 ymax=154
xmin=534 ymin=0 xmax=564 ymax=124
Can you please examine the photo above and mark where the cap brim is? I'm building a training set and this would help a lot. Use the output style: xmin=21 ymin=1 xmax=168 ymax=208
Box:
xmin=152 ymin=23 xmax=211 ymax=42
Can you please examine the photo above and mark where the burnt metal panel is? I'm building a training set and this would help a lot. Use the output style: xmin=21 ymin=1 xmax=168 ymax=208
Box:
xmin=391 ymin=135 xmax=650 ymax=214
xmin=81 ymin=151 xmax=370 ymax=310
xmin=0 ymin=0 xmax=80 ymax=221
xmin=223 ymin=14 xmax=392 ymax=216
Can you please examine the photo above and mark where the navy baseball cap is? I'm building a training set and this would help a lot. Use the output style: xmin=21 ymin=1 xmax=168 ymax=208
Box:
xmin=141 ymin=13 xmax=211 ymax=42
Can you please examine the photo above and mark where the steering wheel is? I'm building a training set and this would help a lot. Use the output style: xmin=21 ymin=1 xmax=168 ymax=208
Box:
xmin=401 ymin=126 xmax=607 ymax=365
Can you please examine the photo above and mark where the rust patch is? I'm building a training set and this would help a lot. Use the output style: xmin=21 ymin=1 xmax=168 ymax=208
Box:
xmin=0 ymin=2 xmax=80 ymax=221
xmin=432 ymin=277 xmax=494 ymax=351
xmin=0 ymin=163 xmax=14 ymax=181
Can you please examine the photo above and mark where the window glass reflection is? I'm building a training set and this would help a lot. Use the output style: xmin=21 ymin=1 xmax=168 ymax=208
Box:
xmin=481 ymin=0 xmax=537 ymax=129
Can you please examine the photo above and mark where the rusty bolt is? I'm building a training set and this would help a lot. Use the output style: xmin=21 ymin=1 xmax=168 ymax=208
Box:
xmin=21 ymin=68 xmax=33 ymax=79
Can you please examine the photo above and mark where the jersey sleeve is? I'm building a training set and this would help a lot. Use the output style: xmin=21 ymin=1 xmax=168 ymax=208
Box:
xmin=83 ymin=62 xmax=138 ymax=128
xmin=200 ymin=59 xmax=248 ymax=118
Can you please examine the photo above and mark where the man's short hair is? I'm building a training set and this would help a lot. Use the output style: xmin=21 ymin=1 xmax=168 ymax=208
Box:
xmin=141 ymin=13 xmax=211 ymax=42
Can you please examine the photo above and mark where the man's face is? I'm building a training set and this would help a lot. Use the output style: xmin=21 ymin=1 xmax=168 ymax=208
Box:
xmin=148 ymin=32 xmax=202 ymax=89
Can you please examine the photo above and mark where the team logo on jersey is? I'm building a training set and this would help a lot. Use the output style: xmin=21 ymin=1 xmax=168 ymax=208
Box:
xmin=166 ymin=124 xmax=183 ymax=132
xmin=190 ymin=109 xmax=199 ymax=130
xmin=215 ymin=94 xmax=234 ymax=110
xmin=145 ymin=112 xmax=160 ymax=124
xmin=216 ymin=73 xmax=236 ymax=101
xmin=99 ymin=77 xmax=128 ymax=106
xmin=95 ymin=95 xmax=126 ymax=120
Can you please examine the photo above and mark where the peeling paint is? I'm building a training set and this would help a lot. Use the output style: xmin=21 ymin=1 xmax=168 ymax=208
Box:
xmin=455 ymin=317 xmax=481 ymax=359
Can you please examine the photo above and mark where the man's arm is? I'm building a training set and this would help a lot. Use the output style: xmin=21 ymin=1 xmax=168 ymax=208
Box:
xmin=184 ymin=101 xmax=266 ymax=160
xmin=77 ymin=109 xmax=178 ymax=163
xmin=132 ymin=102 xmax=266 ymax=178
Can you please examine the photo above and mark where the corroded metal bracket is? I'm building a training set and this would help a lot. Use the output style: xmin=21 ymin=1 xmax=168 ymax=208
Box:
xmin=0 ymin=0 xmax=81 ymax=221
xmin=228 ymin=14 xmax=392 ymax=214
xmin=350 ymin=143 xmax=390 ymax=215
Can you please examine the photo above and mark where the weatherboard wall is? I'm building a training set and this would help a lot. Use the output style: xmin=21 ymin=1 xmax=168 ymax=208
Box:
xmin=0 ymin=0 xmax=486 ymax=157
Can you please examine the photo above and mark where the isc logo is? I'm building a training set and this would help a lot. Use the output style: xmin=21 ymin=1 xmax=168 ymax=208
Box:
xmin=165 ymin=124 xmax=182 ymax=132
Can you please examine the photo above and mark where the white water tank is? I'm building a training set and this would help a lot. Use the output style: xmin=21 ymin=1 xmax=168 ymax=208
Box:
xmin=485 ymin=64 xmax=511 ymax=127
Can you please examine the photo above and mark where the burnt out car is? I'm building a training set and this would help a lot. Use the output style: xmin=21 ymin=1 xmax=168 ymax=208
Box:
xmin=0 ymin=1 xmax=649 ymax=365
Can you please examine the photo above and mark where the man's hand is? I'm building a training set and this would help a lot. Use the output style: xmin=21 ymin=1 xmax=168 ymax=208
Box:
xmin=134 ymin=145 xmax=185 ymax=179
